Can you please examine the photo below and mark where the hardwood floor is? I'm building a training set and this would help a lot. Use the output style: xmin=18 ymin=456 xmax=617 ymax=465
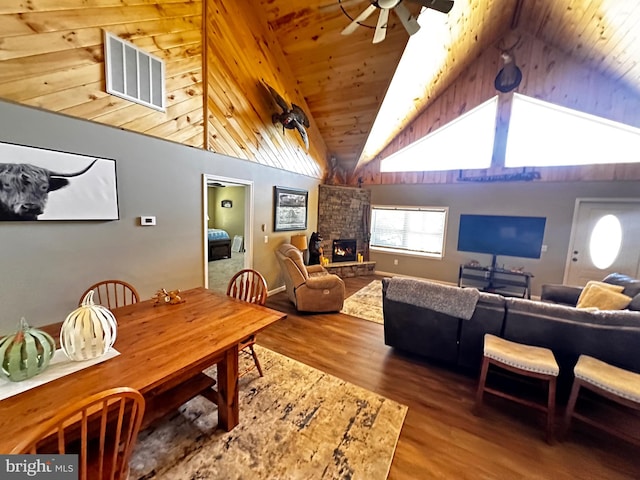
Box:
xmin=261 ymin=275 xmax=640 ymax=479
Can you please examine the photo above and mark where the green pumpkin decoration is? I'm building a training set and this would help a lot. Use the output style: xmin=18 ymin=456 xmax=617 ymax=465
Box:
xmin=0 ymin=317 xmax=56 ymax=382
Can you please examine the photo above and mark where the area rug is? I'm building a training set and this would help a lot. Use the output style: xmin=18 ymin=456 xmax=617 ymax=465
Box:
xmin=130 ymin=345 xmax=407 ymax=479
xmin=341 ymin=280 xmax=384 ymax=324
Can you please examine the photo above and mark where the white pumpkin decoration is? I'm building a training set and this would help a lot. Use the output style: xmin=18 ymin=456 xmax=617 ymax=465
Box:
xmin=60 ymin=291 xmax=117 ymax=361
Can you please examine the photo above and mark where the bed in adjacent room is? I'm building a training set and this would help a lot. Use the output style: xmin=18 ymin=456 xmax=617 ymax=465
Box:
xmin=208 ymin=228 xmax=231 ymax=261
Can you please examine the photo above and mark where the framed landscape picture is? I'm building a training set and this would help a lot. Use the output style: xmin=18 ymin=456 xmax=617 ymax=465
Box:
xmin=273 ymin=186 xmax=308 ymax=232
xmin=0 ymin=141 xmax=119 ymax=221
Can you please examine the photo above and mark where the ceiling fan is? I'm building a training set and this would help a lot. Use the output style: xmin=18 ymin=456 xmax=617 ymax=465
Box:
xmin=341 ymin=0 xmax=454 ymax=44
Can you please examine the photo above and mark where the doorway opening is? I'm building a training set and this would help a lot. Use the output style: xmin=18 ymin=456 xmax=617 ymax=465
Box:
xmin=202 ymin=174 xmax=254 ymax=294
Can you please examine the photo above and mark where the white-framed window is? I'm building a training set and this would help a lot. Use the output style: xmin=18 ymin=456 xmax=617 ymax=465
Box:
xmin=104 ymin=31 xmax=166 ymax=112
xmin=370 ymin=206 xmax=448 ymax=258
xmin=506 ymin=93 xmax=640 ymax=167
xmin=379 ymin=96 xmax=498 ymax=172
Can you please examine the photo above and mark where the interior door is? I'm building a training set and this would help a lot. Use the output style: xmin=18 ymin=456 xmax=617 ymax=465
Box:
xmin=564 ymin=200 xmax=640 ymax=286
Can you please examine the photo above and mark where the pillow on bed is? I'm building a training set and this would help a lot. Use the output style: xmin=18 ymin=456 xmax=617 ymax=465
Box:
xmin=577 ymin=282 xmax=631 ymax=310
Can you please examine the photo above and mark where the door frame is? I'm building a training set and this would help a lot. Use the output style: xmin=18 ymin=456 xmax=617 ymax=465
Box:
xmin=202 ymin=174 xmax=254 ymax=288
xmin=563 ymin=197 xmax=640 ymax=284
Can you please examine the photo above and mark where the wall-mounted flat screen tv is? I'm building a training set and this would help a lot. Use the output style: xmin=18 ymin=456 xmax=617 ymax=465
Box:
xmin=457 ymin=214 xmax=546 ymax=260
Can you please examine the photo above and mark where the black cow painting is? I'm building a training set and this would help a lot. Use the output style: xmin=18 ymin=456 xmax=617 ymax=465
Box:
xmin=0 ymin=141 xmax=118 ymax=221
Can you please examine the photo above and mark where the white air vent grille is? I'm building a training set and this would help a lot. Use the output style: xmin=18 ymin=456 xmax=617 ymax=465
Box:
xmin=104 ymin=31 xmax=165 ymax=112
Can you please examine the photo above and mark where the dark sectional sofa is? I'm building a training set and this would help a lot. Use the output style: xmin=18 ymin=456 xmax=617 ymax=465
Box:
xmin=382 ymin=275 xmax=640 ymax=394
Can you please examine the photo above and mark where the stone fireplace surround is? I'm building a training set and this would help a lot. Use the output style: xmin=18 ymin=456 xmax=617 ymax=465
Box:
xmin=317 ymin=184 xmax=371 ymax=263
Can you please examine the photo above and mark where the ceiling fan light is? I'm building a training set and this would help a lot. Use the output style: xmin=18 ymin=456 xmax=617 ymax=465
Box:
xmin=377 ymin=0 xmax=401 ymax=9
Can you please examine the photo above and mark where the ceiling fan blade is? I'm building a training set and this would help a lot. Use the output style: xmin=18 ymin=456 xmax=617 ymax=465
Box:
xmin=341 ymin=4 xmax=378 ymax=36
xmin=373 ymin=8 xmax=389 ymax=44
xmin=394 ymin=2 xmax=420 ymax=36
xmin=409 ymin=0 xmax=454 ymax=14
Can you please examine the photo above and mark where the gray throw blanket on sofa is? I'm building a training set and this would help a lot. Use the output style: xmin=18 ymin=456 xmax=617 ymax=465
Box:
xmin=386 ymin=278 xmax=480 ymax=320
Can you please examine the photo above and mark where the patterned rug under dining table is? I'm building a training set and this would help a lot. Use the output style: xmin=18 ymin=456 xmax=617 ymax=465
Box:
xmin=0 ymin=287 xmax=286 ymax=453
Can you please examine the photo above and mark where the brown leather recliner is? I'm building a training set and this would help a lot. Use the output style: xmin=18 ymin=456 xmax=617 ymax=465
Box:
xmin=275 ymin=243 xmax=345 ymax=312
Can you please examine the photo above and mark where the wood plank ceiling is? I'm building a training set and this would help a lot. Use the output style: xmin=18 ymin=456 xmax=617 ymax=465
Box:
xmin=260 ymin=0 xmax=640 ymax=176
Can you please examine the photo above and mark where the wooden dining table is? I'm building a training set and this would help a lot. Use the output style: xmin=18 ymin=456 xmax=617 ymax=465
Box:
xmin=0 ymin=287 xmax=286 ymax=453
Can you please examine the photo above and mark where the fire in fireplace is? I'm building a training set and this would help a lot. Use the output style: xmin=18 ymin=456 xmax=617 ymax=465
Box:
xmin=332 ymin=239 xmax=357 ymax=263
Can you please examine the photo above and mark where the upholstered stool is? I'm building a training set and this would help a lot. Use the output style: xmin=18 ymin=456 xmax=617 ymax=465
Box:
xmin=562 ymin=355 xmax=640 ymax=445
xmin=475 ymin=334 xmax=559 ymax=443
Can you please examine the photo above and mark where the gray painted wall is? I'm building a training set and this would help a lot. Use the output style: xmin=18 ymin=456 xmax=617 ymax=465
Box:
xmin=369 ymin=182 xmax=640 ymax=295
xmin=0 ymin=99 xmax=319 ymax=333
xmin=3 ymin=97 xmax=638 ymax=333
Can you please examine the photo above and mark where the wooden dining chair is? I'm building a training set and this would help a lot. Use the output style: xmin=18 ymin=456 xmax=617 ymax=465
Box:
xmin=11 ymin=387 xmax=145 ymax=480
xmin=226 ymin=269 xmax=268 ymax=377
xmin=79 ymin=280 xmax=140 ymax=308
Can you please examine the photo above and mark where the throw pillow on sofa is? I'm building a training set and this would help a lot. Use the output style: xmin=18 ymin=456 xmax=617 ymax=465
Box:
xmin=602 ymin=272 xmax=640 ymax=297
xmin=583 ymin=280 xmax=625 ymax=294
xmin=628 ymin=293 xmax=640 ymax=311
xmin=577 ymin=282 xmax=632 ymax=310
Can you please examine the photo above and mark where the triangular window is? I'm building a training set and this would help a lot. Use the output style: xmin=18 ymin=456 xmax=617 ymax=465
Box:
xmin=506 ymin=93 xmax=640 ymax=167
xmin=380 ymin=96 xmax=498 ymax=172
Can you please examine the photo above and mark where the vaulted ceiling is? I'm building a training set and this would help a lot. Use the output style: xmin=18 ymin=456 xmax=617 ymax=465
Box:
xmin=259 ymin=0 xmax=640 ymax=176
